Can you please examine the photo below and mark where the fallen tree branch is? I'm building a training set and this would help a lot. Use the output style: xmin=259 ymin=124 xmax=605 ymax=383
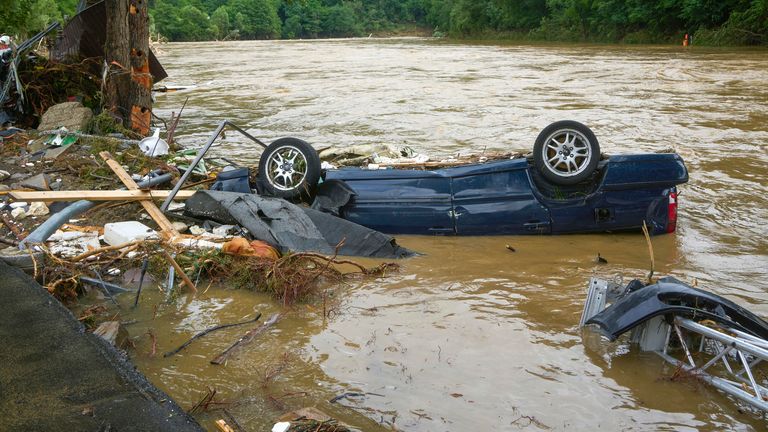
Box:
xmin=280 ymin=252 xmax=368 ymax=273
xmin=210 ymin=313 xmax=282 ymax=365
xmin=164 ymin=313 xmax=262 ymax=358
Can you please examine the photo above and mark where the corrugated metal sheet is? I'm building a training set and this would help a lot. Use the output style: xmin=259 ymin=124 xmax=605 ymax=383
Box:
xmin=52 ymin=0 xmax=167 ymax=82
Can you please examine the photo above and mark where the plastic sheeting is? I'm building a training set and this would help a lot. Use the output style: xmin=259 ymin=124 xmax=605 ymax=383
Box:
xmin=184 ymin=191 xmax=414 ymax=259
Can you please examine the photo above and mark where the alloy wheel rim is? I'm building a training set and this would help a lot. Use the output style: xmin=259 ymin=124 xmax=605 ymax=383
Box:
xmin=541 ymin=129 xmax=592 ymax=178
xmin=266 ymin=145 xmax=308 ymax=191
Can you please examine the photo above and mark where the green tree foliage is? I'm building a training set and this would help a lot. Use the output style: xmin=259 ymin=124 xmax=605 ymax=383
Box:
xmin=1 ymin=0 xmax=62 ymax=38
xmin=228 ymin=0 xmax=281 ymax=39
xmin=2 ymin=0 xmax=757 ymax=45
xmin=210 ymin=6 xmax=232 ymax=39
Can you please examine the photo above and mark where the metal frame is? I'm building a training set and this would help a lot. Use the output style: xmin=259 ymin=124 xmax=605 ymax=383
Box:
xmin=159 ymin=120 xmax=267 ymax=212
xmin=655 ymin=316 xmax=768 ymax=411
xmin=581 ymin=278 xmax=768 ymax=412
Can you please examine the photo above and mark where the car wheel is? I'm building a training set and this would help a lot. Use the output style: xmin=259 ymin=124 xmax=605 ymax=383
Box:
xmin=533 ymin=120 xmax=600 ymax=185
xmin=258 ymin=137 xmax=321 ymax=199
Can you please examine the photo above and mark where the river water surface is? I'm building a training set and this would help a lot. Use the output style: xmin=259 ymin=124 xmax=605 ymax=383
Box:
xmin=126 ymin=39 xmax=767 ymax=431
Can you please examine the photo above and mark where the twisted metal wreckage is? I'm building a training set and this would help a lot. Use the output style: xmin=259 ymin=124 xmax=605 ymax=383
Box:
xmin=581 ymin=277 xmax=768 ymax=412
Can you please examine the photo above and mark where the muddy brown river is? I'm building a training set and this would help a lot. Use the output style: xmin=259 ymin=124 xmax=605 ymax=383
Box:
xmin=124 ymin=39 xmax=768 ymax=430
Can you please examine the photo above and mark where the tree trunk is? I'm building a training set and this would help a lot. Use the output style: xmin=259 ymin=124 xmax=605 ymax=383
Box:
xmin=128 ymin=0 xmax=152 ymax=135
xmin=104 ymin=0 xmax=131 ymax=127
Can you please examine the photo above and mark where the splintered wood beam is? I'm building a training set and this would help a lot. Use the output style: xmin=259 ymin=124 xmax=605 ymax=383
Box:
xmin=9 ymin=190 xmax=197 ymax=202
xmin=98 ymin=151 xmax=180 ymax=238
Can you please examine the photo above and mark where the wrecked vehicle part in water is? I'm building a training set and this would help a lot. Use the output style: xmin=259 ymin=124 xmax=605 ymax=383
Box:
xmin=321 ymin=151 xmax=688 ymax=236
xmin=583 ymin=277 xmax=768 ymax=341
xmin=184 ymin=190 xmax=413 ymax=259
xmin=581 ymin=277 xmax=768 ymax=412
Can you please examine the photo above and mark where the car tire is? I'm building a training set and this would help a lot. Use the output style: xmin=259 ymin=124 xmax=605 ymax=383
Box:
xmin=533 ymin=120 xmax=600 ymax=185
xmin=258 ymin=137 xmax=321 ymax=200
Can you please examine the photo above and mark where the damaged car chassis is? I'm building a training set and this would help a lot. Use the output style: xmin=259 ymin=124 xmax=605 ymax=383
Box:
xmin=581 ymin=277 xmax=768 ymax=412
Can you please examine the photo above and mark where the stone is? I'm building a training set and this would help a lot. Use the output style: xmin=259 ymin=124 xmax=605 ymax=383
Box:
xmin=0 ymin=185 xmax=9 ymax=192
xmin=171 ymin=222 xmax=188 ymax=233
xmin=9 ymin=173 xmax=26 ymax=181
xmin=11 ymin=207 xmax=26 ymax=219
xmin=27 ymin=202 xmax=49 ymax=217
xmin=20 ymin=173 xmax=50 ymax=191
xmin=189 ymin=225 xmax=206 ymax=236
xmin=37 ymin=102 xmax=93 ymax=132
xmin=0 ymin=170 xmax=9 ymax=181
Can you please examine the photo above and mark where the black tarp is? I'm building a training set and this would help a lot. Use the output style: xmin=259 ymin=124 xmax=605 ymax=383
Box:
xmin=184 ymin=191 xmax=414 ymax=259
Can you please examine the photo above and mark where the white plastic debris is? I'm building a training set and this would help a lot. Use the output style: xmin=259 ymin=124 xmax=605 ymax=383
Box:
xmin=320 ymin=161 xmax=337 ymax=170
xmin=103 ymin=221 xmax=158 ymax=246
xmin=9 ymin=201 xmax=28 ymax=209
xmin=271 ymin=422 xmax=291 ymax=432
xmin=106 ymin=268 xmax=121 ymax=276
xmin=138 ymin=128 xmax=169 ymax=157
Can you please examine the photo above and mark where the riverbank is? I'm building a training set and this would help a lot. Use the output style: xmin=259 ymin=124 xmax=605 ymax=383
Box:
xmin=0 ymin=260 xmax=203 ymax=431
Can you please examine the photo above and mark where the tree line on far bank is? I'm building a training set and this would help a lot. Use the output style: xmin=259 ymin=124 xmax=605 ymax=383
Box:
xmin=2 ymin=0 xmax=766 ymax=46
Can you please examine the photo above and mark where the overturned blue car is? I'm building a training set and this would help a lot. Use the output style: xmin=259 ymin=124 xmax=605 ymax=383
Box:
xmin=252 ymin=120 xmax=687 ymax=236
xmin=206 ymin=120 xmax=688 ymax=237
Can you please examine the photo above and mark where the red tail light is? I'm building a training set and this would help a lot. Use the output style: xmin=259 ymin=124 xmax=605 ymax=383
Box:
xmin=667 ymin=191 xmax=678 ymax=233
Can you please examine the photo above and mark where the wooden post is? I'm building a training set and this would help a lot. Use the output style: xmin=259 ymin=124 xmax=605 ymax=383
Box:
xmin=128 ymin=0 xmax=152 ymax=135
xmin=105 ymin=0 xmax=132 ymax=126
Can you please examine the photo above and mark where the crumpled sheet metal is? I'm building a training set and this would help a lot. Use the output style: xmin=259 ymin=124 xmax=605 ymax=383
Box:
xmin=184 ymin=191 xmax=414 ymax=259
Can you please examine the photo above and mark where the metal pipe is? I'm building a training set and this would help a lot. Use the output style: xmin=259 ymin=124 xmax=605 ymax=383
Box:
xmin=675 ymin=317 xmax=768 ymax=360
xmin=159 ymin=120 xmax=267 ymax=212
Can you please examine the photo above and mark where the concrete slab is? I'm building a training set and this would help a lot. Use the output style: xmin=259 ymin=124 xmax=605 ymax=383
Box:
xmin=0 ymin=261 xmax=204 ymax=432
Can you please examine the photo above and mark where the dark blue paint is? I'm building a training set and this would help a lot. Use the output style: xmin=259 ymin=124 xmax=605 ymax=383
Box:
xmin=324 ymin=153 xmax=688 ymax=236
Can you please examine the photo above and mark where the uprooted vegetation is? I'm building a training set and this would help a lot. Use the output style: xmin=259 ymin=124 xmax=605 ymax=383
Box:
xmin=38 ymin=239 xmax=399 ymax=312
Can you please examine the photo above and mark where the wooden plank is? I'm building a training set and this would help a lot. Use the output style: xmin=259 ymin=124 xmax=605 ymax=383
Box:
xmin=98 ymin=151 xmax=180 ymax=238
xmin=9 ymin=190 xmax=197 ymax=202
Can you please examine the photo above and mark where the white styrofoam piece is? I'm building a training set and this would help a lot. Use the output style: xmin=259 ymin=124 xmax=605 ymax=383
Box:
xmin=103 ymin=221 xmax=158 ymax=246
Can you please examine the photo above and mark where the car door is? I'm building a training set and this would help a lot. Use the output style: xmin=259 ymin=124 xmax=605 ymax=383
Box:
xmin=451 ymin=166 xmax=551 ymax=235
xmin=336 ymin=170 xmax=455 ymax=235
